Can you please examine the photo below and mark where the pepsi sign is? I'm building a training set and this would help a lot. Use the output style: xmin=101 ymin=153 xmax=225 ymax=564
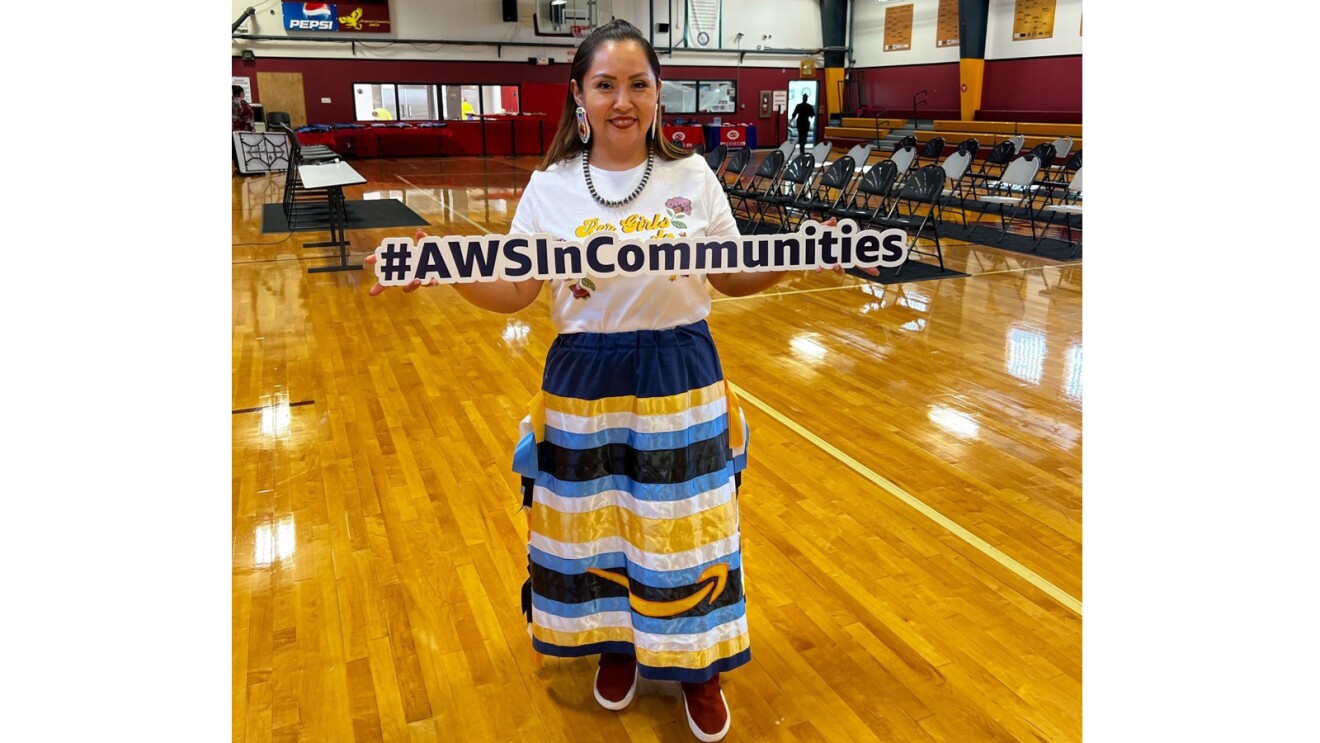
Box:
xmin=284 ymin=3 xmax=339 ymax=32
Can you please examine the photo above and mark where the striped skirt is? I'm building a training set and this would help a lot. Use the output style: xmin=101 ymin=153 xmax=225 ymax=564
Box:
xmin=511 ymin=320 xmax=751 ymax=683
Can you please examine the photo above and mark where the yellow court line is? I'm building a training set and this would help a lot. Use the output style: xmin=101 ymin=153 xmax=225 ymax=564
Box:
xmin=712 ymin=285 xmax=860 ymax=303
xmin=728 ymin=381 xmax=1083 ymax=616
xmin=968 ymin=263 xmax=1081 ymax=278
xmin=395 ymin=175 xmax=493 ymax=234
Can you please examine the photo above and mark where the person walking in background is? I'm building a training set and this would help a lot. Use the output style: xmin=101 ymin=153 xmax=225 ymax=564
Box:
xmin=790 ymin=93 xmax=815 ymax=158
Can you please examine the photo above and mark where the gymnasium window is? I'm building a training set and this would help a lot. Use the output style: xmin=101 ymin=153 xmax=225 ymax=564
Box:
xmin=661 ymin=80 xmax=736 ymax=114
xmin=698 ymin=81 xmax=736 ymax=113
xmin=660 ymin=81 xmax=697 ymax=114
xmin=439 ymin=85 xmax=483 ymax=120
xmin=353 ymin=83 xmax=520 ymax=121
xmin=482 ymin=85 xmax=521 ymax=116
xmin=354 ymin=83 xmax=398 ymax=121
xmin=398 ymin=84 xmax=439 ymax=119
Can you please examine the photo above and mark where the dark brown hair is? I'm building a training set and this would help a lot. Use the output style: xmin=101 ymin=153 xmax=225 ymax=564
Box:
xmin=538 ymin=19 xmax=691 ymax=171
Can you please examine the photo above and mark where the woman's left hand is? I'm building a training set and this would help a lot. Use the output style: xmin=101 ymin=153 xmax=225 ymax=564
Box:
xmin=814 ymin=218 xmax=879 ymax=276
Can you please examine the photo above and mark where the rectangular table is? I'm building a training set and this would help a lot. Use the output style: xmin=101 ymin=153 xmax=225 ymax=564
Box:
xmin=706 ymin=124 xmax=757 ymax=150
xmin=297 ymin=161 xmax=367 ymax=274
xmin=662 ymin=125 xmax=705 ymax=149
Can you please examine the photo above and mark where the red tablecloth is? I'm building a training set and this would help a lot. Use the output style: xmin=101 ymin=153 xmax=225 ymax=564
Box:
xmin=372 ymin=127 xmax=452 ymax=158
xmin=295 ymin=131 xmax=338 ymax=148
xmin=662 ymin=125 xmax=705 ymax=149
xmin=297 ymin=127 xmax=455 ymax=158
xmin=708 ymin=124 xmax=756 ymax=149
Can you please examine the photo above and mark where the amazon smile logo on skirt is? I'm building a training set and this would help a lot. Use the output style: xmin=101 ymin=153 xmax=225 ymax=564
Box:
xmin=588 ymin=564 xmax=731 ymax=618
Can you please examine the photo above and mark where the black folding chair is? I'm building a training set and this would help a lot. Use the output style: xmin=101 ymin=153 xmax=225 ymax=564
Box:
xmin=827 ymin=160 xmax=899 ymax=227
xmin=748 ymin=153 xmax=815 ymax=233
xmin=728 ymin=149 xmax=785 ymax=225
xmin=704 ymin=143 xmax=728 ymax=175
xmin=875 ymin=164 xmax=947 ymax=271
xmin=1040 ymin=149 xmax=1081 ymax=188
xmin=271 ymin=122 xmax=341 ymax=222
xmin=720 ymin=147 xmax=752 ymax=194
xmin=915 ymin=136 xmax=946 ymax=167
xmin=1035 ymin=167 xmax=1083 ymax=258
xmin=797 ymin=156 xmax=858 ymax=224
xmin=964 ymin=140 xmax=1015 ymax=199
xmin=1029 ymin=142 xmax=1058 ymax=177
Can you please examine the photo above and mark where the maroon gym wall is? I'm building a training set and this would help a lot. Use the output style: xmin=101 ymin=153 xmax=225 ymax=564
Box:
xmin=847 ymin=54 xmax=1081 ymax=122
xmin=980 ymin=54 xmax=1081 ymax=118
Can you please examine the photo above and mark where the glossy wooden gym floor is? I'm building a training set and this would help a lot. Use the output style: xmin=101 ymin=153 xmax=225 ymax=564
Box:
xmin=232 ymin=155 xmax=1082 ymax=742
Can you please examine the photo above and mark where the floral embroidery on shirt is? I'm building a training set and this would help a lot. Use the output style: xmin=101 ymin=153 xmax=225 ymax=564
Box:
xmin=664 ymin=197 xmax=692 ymax=231
xmin=570 ymin=277 xmax=597 ymax=300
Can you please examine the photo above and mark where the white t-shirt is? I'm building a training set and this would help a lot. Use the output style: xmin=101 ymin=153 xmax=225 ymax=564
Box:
xmin=510 ymin=153 xmax=740 ymax=334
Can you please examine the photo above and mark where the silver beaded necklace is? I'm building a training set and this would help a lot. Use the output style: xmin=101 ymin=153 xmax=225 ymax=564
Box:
xmin=582 ymin=147 xmax=654 ymax=209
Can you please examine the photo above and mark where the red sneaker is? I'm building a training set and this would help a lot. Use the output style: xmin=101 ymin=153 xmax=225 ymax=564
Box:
xmin=681 ymin=674 xmax=730 ymax=742
xmin=593 ymin=653 xmax=638 ymax=710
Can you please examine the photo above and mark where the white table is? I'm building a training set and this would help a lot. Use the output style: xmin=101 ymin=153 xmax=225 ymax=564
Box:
xmin=298 ymin=161 xmax=364 ymax=190
xmin=296 ymin=161 xmax=367 ymax=273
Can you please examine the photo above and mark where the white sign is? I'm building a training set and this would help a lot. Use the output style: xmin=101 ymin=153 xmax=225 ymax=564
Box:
xmin=372 ymin=221 xmax=909 ymax=285
xmin=685 ymin=0 xmax=723 ymax=49
xmin=233 ymin=76 xmax=253 ymax=102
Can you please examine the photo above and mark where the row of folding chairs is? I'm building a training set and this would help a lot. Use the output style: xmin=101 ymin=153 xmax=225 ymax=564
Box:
xmin=722 ymin=146 xmax=963 ymax=270
xmin=900 ymin=133 xmax=1074 ymax=163
xmin=970 ymin=155 xmax=1083 ymax=250
xmin=270 ymin=122 xmax=344 ymax=224
xmin=709 ymin=134 xmax=1083 ymax=262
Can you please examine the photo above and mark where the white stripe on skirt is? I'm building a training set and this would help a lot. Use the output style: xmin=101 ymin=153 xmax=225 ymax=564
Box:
xmin=544 ymin=397 xmax=729 ymax=436
xmin=533 ymin=611 xmax=750 ymax=654
xmin=529 ymin=532 xmax=741 ymax=571
xmin=533 ymin=480 xmax=736 ymax=518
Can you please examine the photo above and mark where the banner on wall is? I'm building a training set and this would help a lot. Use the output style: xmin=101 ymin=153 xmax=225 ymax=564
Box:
xmin=282 ymin=2 xmax=391 ymax=33
xmin=883 ymin=4 xmax=913 ymax=52
xmin=936 ymin=0 xmax=959 ymax=48
xmin=684 ymin=0 xmax=722 ymax=49
xmin=1012 ymin=0 xmax=1055 ymax=41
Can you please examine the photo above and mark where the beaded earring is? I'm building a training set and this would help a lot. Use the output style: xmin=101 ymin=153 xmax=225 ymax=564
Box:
xmin=651 ymin=104 xmax=661 ymax=141
xmin=575 ymin=105 xmax=591 ymax=144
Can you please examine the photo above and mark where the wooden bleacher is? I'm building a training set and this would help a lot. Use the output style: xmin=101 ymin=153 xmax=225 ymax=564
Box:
xmin=822 ymin=118 xmax=906 ymax=144
xmin=931 ymin=120 xmax=1082 ymax=154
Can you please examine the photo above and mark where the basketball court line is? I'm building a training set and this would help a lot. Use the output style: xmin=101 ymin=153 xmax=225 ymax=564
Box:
xmin=712 ymin=284 xmax=860 ymax=302
xmin=727 ymin=381 xmax=1083 ymax=616
xmin=396 ymin=174 xmax=494 ymax=233
xmin=232 ymin=400 xmax=315 ymax=415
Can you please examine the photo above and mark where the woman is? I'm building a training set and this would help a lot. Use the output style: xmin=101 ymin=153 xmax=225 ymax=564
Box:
xmin=370 ymin=19 xmax=784 ymax=742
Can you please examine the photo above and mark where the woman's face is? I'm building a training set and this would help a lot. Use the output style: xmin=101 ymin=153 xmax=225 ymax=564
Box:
xmin=572 ymin=40 xmax=661 ymax=158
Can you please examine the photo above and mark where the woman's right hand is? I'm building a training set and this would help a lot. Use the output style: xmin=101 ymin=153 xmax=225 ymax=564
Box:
xmin=364 ymin=229 xmax=439 ymax=296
